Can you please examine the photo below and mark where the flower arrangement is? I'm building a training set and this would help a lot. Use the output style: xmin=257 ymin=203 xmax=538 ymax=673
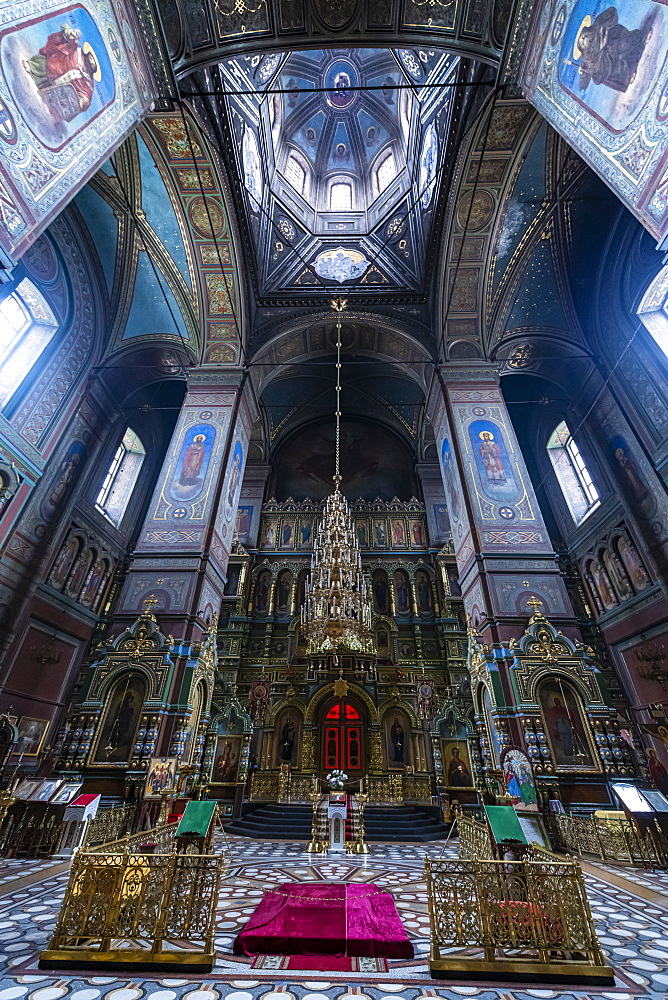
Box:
xmin=325 ymin=769 xmax=348 ymax=790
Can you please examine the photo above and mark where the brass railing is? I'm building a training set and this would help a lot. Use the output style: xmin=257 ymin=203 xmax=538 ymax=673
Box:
xmin=366 ymin=774 xmax=404 ymax=805
xmin=249 ymin=771 xmax=280 ymax=801
xmin=403 ymin=775 xmax=433 ymax=803
xmin=457 ymin=809 xmax=494 ymax=860
xmin=425 ymin=856 xmax=613 ymax=983
xmin=88 ymin=820 xmax=179 ymax=854
xmin=41 ymin=849 xmax=224 ymax=970
xmin=250 ymin=771 xmax=431 ymax=806
xmin=549 ymin=812 xmax=668 ymax=867
xmin=250 ymin=770 xmax=318 ymax=803
xmin=0 ymin=806 xmax=63 ymax=857
xmin=288 ymin=774 xmax=318 ymax=803
xmin=83 ymin=803 xmax=136 ymax=846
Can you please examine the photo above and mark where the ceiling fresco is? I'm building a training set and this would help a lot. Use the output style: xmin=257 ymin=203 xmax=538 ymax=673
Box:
xmin=520 ymin=0 xmax=668 ymax=245
xmin=74 ymin=107 xmax=244 ymax=366
xmin=209 ymin=47 xmax=458 ymax=298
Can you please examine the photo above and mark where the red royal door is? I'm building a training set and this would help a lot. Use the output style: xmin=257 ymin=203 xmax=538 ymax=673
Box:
xmin=321 ymin=699 xmax=365 ymax=775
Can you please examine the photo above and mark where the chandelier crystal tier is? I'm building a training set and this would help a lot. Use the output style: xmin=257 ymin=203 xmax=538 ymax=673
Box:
xmin=300 ymin=320 xmax=376 ymax=658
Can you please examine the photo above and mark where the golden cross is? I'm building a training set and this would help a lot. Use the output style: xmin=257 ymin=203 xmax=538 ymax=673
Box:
xmin=143 ymin=594 xmax=159 ymax=612
xmin=527 ymin=596 xmax=544 ymax=616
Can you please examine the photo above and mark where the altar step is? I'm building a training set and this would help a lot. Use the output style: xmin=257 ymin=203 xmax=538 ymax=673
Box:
xmin=225 ymin=803 xmax=451 ymax=842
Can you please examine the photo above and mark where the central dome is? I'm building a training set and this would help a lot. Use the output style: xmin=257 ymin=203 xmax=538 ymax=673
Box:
xmin=266 ymin=49 xmax=413 ymax=221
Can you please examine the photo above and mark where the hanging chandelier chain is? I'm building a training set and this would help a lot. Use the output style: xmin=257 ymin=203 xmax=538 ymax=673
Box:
xmin=335 ymin=318 xmax=341 ymax=485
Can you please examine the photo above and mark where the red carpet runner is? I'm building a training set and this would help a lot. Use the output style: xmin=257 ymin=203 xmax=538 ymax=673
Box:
xmin=233 ymin=882 xmax=414 ymax=959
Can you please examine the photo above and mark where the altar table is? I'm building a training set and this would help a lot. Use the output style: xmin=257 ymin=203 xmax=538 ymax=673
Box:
xmin=233 ymin=881 xmax=414 ymax=958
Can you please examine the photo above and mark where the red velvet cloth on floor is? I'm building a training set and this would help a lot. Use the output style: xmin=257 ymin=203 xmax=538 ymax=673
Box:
xmin=233 ymin=882 xmax=414 ymax=959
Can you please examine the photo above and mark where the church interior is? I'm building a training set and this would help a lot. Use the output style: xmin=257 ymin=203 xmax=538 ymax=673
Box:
xmin=1 ymin=0 xmax=668 ymax=997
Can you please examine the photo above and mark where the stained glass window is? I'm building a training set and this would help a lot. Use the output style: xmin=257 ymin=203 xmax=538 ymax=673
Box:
xmin=547 ymin=420 xmax=599 ymax=525
xmin=96 ymin=428 xmax=146 ymax=527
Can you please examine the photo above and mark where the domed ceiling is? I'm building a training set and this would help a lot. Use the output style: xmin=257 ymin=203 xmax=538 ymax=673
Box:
xmin=210 ymin=47 xmax=458 ymax=298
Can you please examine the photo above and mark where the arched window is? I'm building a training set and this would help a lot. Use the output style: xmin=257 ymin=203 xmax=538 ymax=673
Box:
xmin=95 ymin=428 xmax=146 ymax=527
xmin=285 ymin=153 xmax=306 ymax=195
xmin=375 ymin=150 xmax=397 ymax=195
xmin=547 ymin=420 xmax=599 ymax=524
xmin=0 ymin=278 xmax=58 ymax=409
xmin=330 ymin=181 xmax=352 ymax=211
xmin=638 ymin=264 xmax=668 ymax=355
xmin=399 ymin=89 xmax=412 ymax=143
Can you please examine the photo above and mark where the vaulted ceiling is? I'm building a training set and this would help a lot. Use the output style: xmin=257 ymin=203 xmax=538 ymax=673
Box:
xmin=184 ymin=45 xmax=478 ymax=317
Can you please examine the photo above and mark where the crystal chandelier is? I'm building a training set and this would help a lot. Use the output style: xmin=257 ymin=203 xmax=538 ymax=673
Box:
xmin=300 ymin=320 xmax=375 ymax=659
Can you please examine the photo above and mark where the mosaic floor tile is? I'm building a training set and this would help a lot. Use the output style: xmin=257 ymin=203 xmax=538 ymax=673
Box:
xmin=0 ymin=837 xmax=665 ymax=999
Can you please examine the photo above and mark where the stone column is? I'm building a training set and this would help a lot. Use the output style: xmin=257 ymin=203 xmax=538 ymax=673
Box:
xmin=115 ymin=370 xmax=256 ymax=640
xmin=428 ymin=365 xmax=575 ymax=643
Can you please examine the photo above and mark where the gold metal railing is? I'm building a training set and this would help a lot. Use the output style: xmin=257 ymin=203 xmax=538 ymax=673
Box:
xmin=425 ymin=856 xmax=613 ymax=984
xmin=250 ymin=771 xmax=432 ymax=806
xmin=83 ymin=803 xmax=136 ymax=846
xmin=249 ymin=771 xmax=280 ymax=801
xmin=403 ymin=775 xmax=433 ymax=803
xmin=365 ymin=773 xmax=404 ymax=805
xmin=250 ymin=770 xmax=318 ymax=803
xmin=88 ymin=820 xmax=179 ymax=854
xmin=549 ymin=812 xmax=668 ymax=867
xmin=288 ymin=774 xmax=319 ymax=803
xmin=457 ymin=809 xmax=494 ymax=860
xmin=41 ymin=849 xmax=224 ymax=971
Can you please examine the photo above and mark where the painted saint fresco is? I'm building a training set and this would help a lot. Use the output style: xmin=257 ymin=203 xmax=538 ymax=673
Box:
xmin=440 ymin=439 xmax=462 ymax=522
xmin=0 ymin=0 xmax=154 ymax=258
xmin=558 ymin=2 xmax=661 ymax=130
xmin=539 ymin=679 xmax=597 ymax=769
xmin=144 ymin=757 xmax=177 ymax=799
xmin=521 ymin=0 xmax=668 ymax=242
xmin=41 ymin=440 xmax=87 ymax=521
xmin=608 ymin=433 xmax=656 ymax=519
xmin=385 ymin=711 xmax=410 ymax=768
xmin=468 ymin=419 xmax=519 ymax=502
xmin=224 ymin=440 xmax=244 ymax=519
xmin=170 ymin=424 xmax=215 ymax=502
xmin=2 ymin=8 xmax=114 ymax=149
xmin=276 ymin=712 xmax=298 ymax=765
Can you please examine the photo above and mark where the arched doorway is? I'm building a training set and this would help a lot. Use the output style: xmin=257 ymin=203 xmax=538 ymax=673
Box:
xmin=319 ymin=696 xmax=366 ymax=777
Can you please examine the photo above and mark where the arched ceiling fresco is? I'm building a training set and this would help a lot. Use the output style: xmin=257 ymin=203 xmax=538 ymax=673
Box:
xmin=72 ymin=106 xmax=245 ymax=367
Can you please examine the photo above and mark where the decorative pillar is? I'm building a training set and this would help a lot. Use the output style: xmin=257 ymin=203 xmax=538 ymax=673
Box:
xmin=429 ymin=365 xmax=575 ymax=644
xmin=115 ymin=370 xmax=256 ymax=639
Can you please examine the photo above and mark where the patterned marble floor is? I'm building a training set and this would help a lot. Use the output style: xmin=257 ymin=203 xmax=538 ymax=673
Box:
xmin=0 ymin=836 xmax=665 ymax=1000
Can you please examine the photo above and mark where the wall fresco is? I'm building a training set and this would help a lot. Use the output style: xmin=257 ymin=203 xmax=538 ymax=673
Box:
xmin=521 ymin=0 xmax=668 ymax=242
xmin=0 ymin=0 xmax=155 ymax=260
xmin=169 ymin=423 xmax=215 ymax=503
